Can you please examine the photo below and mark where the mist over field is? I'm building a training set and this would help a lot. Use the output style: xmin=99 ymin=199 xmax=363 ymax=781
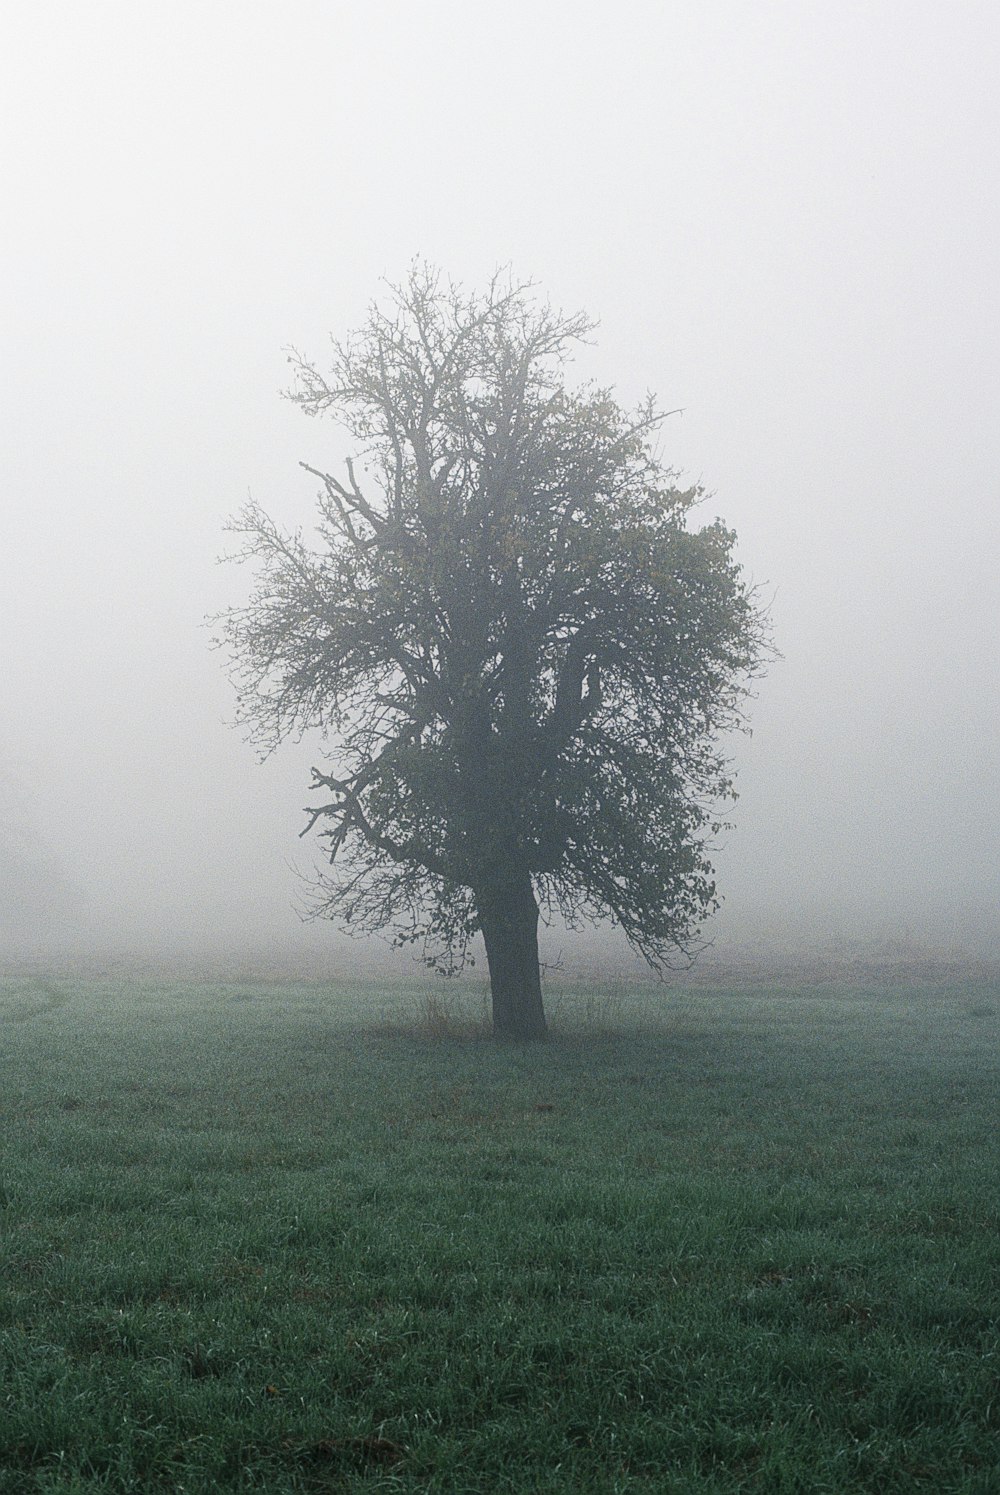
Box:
xmin=2 ymin=1 xmax=998 ymax=976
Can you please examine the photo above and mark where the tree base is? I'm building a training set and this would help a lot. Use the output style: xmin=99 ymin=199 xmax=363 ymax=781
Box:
xmin=478 ymin=875 xmax=548 ymax=1041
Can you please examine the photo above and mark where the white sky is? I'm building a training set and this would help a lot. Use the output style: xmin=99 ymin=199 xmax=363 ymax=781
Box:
xmin=2 ymin=0 xmax=998 ymax=967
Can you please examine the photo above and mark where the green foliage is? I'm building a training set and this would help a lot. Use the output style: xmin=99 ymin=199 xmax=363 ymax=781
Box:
xmin=1 ymin=971 xmax=998 ymax=1490
xmin=218 ymin=265 xmax=768 ymax=978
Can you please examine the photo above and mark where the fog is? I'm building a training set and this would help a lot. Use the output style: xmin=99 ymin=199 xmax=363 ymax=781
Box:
xmin=3 ymin=1 xmax=997 ymax=975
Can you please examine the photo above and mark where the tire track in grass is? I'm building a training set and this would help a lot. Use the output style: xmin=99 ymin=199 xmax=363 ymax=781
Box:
xmin=0 ymin=979 xmax=70 ymax=1023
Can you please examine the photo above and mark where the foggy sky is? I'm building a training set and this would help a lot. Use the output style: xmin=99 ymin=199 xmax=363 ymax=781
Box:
xmin=2 ymin=1 xmax=998 ymax=970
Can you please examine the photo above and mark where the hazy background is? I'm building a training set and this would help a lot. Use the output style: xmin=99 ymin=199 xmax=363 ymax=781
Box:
xmin=2 ymin=0 xmax=997 ymax=975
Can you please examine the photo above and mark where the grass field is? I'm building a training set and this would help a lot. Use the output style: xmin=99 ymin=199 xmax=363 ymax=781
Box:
xmin=1 ymin=969 xmax=998 ymax=1492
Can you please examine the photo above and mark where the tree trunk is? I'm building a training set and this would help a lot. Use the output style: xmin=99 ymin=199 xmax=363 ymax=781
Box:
xmin=477 ymin=873 xmax=547 ymax=1040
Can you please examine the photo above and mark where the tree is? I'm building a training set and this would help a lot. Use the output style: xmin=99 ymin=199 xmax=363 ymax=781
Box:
xmin=0 ymin=769 xmax=83 ymax=944
xmin=219 ymin=265 xmax=768 ymax=1039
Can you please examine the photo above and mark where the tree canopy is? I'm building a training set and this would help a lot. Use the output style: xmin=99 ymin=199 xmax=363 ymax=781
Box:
xmin=220 ymin=265 xmax=768 ymax=1037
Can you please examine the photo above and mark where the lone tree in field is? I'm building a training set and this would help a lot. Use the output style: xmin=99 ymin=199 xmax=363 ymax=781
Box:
xmin=220 ymin=266 xmax=767 ymax=1039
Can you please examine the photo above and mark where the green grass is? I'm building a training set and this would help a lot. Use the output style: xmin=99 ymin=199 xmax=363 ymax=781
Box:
xmin=1 ymin=971 xmax=998 ymax=1492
